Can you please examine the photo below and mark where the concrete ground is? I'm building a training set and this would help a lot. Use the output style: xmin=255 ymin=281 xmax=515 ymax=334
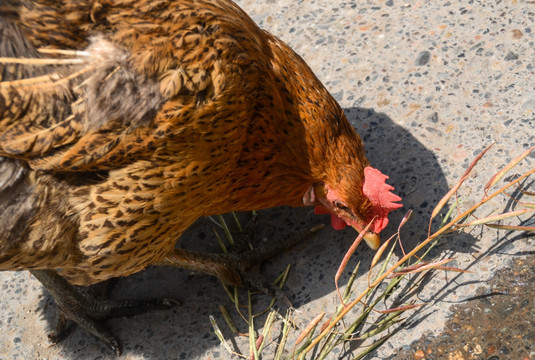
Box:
xmin=1 ymin=0 xmax=534 ymax=359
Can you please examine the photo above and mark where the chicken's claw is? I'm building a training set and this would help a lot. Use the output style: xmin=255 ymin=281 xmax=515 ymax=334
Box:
xmin=31 ymin=270 xmax=179 ymax=356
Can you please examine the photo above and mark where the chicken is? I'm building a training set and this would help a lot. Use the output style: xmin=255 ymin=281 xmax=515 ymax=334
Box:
xmin=0 ymin=0 xmax=402 ymax=354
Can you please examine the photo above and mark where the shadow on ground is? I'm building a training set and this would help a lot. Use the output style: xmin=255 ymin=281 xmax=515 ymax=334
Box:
xmin=33 ymin=107 xmax=481 ymax=359
xmin=390 ymin=247 xmax=535 ymax=360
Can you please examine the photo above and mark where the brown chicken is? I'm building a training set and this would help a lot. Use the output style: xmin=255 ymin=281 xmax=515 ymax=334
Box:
xmin=0 ymin=0 xmax=402 ymax=354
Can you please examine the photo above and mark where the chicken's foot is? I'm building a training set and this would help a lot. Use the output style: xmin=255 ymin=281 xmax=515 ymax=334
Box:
xmin=158 ymin=215 xmax=324 ymax=308
xmin=30 ymin=269 xmax=179 ymax=355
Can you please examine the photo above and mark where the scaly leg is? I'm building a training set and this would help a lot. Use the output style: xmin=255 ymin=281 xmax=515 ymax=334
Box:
xmin=158 ymin=216 xmax=324 ymax=307
xmin=30 ymin=269 xmax=179 ymax=355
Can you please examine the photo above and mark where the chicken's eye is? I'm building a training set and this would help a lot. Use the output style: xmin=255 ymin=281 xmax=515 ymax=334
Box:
xmin=334 ymin=202 xmax=349 ymax=212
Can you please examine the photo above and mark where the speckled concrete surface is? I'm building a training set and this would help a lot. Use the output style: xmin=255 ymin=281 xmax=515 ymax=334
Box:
xmin=392 ymin=257 xmax=535 ymax=360
xmin=1 ymin=0 xmax=535 ymax=359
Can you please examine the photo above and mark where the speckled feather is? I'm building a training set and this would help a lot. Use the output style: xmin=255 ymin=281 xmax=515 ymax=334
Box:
xmin=0 ymin=0 xmax=372 ymax=285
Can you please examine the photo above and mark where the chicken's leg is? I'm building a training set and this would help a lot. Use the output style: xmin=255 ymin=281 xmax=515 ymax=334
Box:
xmin=158 ymin=217 xmax=324 ymax=307
xmin=30 ymin=269 xmax=179 ymax=355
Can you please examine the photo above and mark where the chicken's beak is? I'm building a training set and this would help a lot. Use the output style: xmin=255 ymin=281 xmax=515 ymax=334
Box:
xmin=363 ymin=231 xmax=380 ymax=250
xmin=351 ymin=225 xmax=381 ymax=250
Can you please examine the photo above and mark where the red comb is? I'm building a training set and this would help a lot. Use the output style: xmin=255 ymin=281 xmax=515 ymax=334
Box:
xmin=362 ymin=167 xmax=402 ymax=233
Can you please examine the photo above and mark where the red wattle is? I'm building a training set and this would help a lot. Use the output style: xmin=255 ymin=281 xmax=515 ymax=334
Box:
xmin=330 ymin=214 xmax=348 ymax=230
xmin=314 ymin=206 xmax=348 ymax=230
xmin=314 ymin=205 xmax=329 ymax=214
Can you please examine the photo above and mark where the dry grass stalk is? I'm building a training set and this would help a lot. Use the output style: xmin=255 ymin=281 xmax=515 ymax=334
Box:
xmin=210 ymin=145 xmax=534 ymax=359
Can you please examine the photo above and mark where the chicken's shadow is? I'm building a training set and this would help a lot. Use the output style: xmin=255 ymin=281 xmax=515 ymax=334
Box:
xmin=36 ymin=107 xmax=478 ymax=359
xmin=347 ymin=106 xmax=474 ymax=251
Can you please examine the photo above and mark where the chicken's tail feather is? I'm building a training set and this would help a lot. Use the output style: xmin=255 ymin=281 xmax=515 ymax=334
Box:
xmin=0 ymin=16 xmax=166 ymax=171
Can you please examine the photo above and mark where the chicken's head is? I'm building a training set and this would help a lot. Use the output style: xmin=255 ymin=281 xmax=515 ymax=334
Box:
xmin=303 ymin=167 xmax=402 ymax=249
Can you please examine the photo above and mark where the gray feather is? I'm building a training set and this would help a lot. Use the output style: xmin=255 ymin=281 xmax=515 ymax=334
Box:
xmin=0 ymin=158 xmax=37 ymax=253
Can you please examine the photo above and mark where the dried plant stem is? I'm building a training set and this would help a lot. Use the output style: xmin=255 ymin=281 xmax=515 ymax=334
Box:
xmin=301 ymin=161 xmax=535 ymax=358
xmin=334 ymin=220 xmax=373 ymax=304
xmin=38 ymin=48 xmax=90 ymax=56
xmin=248 ymin=292 xmax=260 ymax=360
xmin=0 ymin=57 xmax=85 ymax=65
xmin=210 ymin=147 xmax=533 ymax=360
xmin=484 ymin=145 xmax=535 ymax=195
xmin=430 ymin=143 xmax=494 ymax=220
xmin=0 ymin=65 xmax=94 ymax=88
xmin=273 ymin=310 xmax=292 ymax=360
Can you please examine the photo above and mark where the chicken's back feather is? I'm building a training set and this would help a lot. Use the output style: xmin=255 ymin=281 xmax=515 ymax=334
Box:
xmin=0 ymin=0 xmax=371 ymax=284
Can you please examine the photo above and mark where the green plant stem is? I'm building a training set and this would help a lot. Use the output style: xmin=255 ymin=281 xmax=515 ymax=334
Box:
xmin=301 ymin=167 xmax=535 ymax=358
